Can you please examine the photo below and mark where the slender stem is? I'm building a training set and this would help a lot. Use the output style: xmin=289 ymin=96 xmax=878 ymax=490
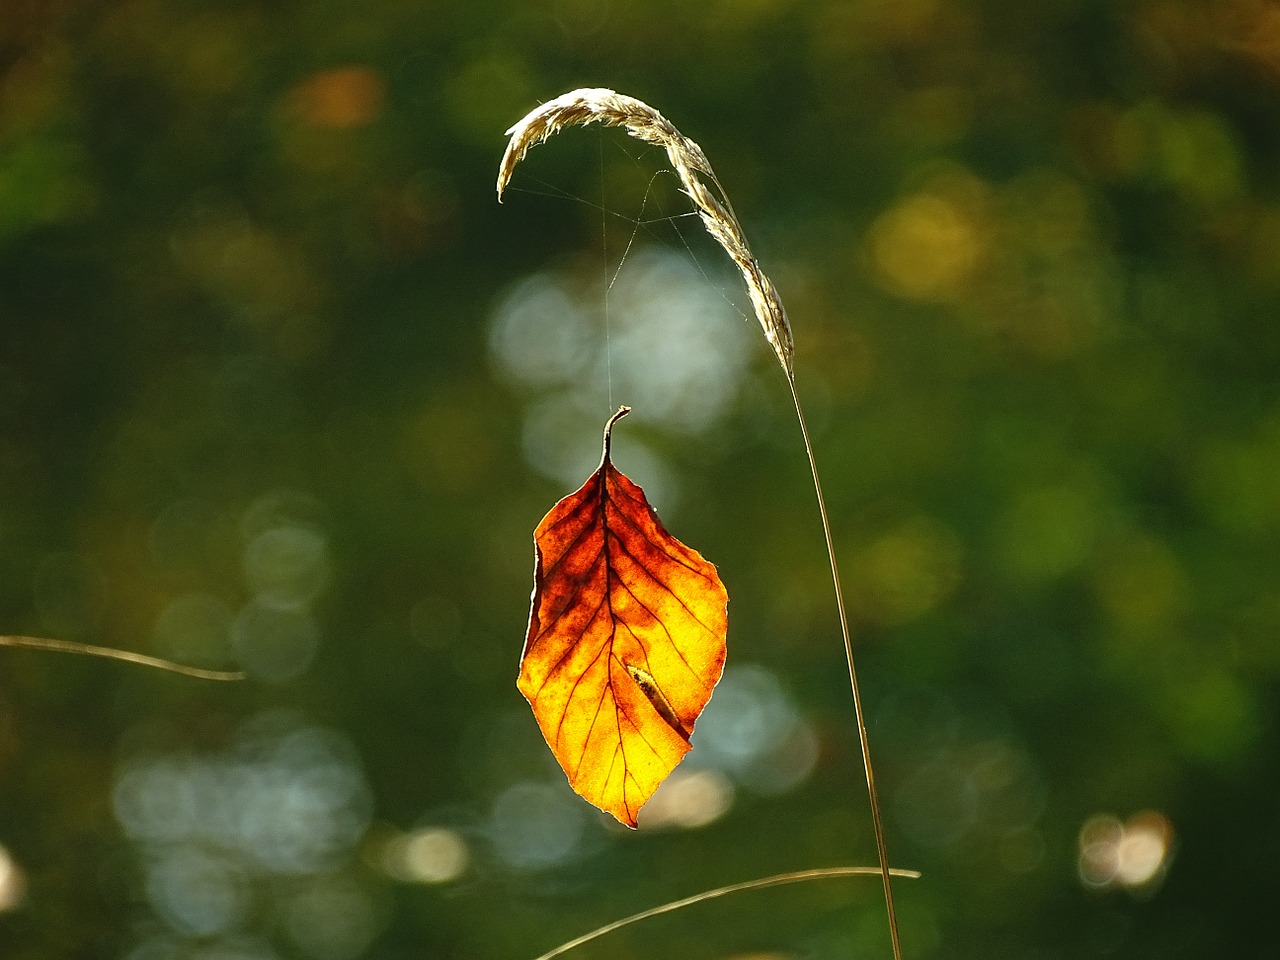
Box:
xmin=531 ymin=865 xmax=920 ymax=960
xmin=601 ymin=404 xmax=631 ymax=461
xmin=0 ymin=635 xmax=245 ymax=681
xmin=786 ymin=375 xmax=903 ymax=960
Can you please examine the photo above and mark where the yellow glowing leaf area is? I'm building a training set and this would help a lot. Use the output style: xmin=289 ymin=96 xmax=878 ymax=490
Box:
xmin=518 ymin=407 xmax=728 ymax=827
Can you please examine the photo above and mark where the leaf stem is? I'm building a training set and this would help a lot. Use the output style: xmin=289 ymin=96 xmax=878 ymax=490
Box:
xmin=601 ymin=404 xmax=631 ymax=461
xmin=530 ymin=865 xmax=920 ymax=960
xmin=0 ymin=635 xmax=246 ymax=681
xmin=786 ymin=374 xmax=903 ymax=960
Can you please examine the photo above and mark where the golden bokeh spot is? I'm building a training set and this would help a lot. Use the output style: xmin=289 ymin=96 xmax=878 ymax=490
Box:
xmin=1233 ymin=0 xmax=1280 ymax=77
xmin=866 ymin=176 xmax=989 ymax=302
xmin=286 ymin=66 xmax=386 ymax=130
xmin=1 ymin=44 xmax=74 ymax=135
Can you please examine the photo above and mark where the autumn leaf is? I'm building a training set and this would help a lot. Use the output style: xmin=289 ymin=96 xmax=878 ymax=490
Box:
xmin=518 ymin=406 xmax=728 ymax=827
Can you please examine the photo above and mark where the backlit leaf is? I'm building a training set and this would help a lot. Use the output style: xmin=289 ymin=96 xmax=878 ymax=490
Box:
xmin=518 ymin=407 xmax=728 ymax=827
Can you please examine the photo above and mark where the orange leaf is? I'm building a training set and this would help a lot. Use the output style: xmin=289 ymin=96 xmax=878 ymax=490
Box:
xmin=518 ymin=407 xmax=728 ymax=827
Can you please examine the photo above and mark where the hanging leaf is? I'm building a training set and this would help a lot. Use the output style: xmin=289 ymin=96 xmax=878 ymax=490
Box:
xmin=518 ymin=407 xmax=728 ymax=827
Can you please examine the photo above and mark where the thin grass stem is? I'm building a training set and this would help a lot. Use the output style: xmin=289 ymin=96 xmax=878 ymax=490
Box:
xmin=531 ymin=866 xmax=920 ymax=960
xmin=787 ymin=375 xmax=902 ymax=960
xmin=0 ymin=635 xmax=245 ymax=681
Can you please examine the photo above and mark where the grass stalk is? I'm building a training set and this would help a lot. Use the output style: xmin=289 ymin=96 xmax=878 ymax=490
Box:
xmin=532 ymin=866 xmax=920 ymax=960
xmin=788 ymin=377 xmax=902 ymax=956
xmin=0 ymin=634 xmax=245 ymax=680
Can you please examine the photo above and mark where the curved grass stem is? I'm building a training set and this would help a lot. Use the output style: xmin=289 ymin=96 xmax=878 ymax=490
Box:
xmin=0 ymin=635 xmax=245 ymax=681
xmin=531 ymin=865 xmax=920 ymax=960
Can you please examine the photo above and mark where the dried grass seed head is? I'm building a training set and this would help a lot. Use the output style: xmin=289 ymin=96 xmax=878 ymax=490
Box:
xmin=498 ymin=87 xmax=794 ymax=377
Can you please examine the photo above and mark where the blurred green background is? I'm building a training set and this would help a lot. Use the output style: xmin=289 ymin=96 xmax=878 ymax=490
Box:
xmin=2 ymin=0 xmax=1278 ymax=958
